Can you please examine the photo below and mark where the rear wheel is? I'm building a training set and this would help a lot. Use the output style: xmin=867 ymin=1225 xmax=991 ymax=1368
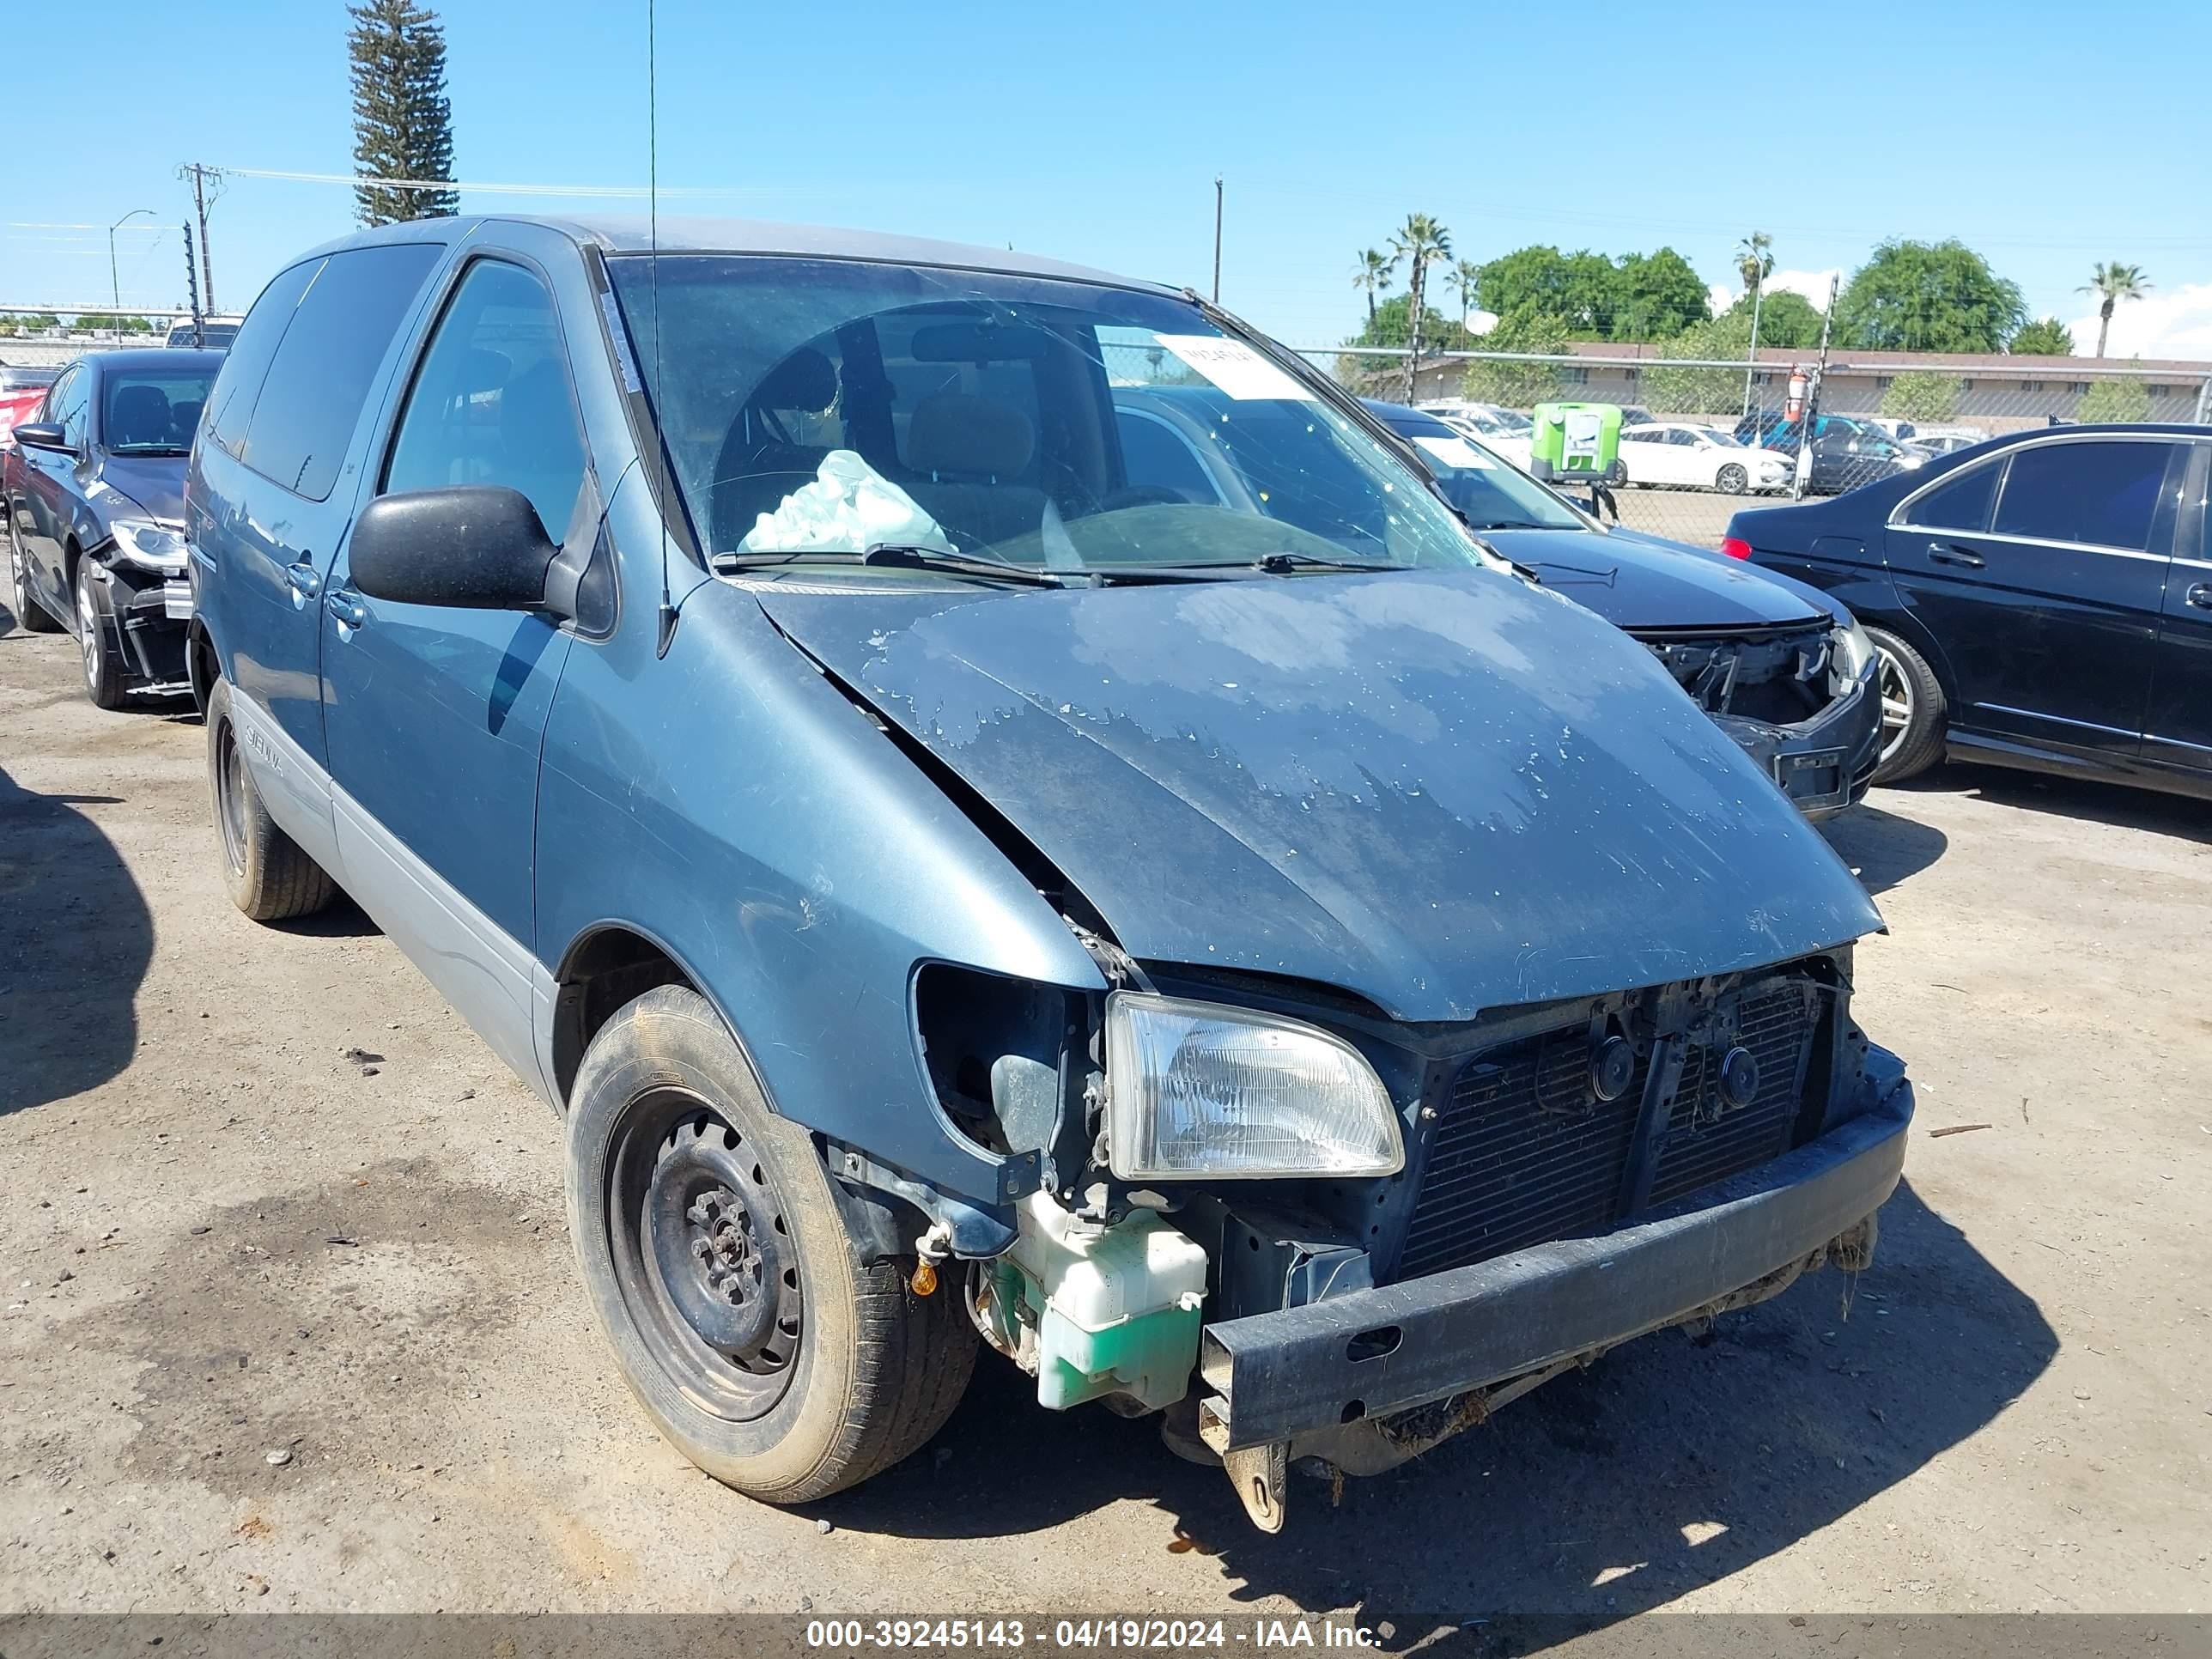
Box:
xmin=74 ymin=557 xmax=127 ymax=709
xmin=566 ymin=985 xmax=974 ymax=1503
xmin=7 ymin=519 xmax=60 ymax=631
xmin=1716 ymin=462 xmax=1748 ymax=495
xmin=1866 ymin=627 xmax=1947 ymax=784
xmin=205 ymin=678 xmax=338 ymax=921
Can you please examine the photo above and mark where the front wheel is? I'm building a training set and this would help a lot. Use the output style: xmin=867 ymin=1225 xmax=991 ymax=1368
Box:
xmin=74 ymin=559 xmax=127 ymax=708
xmin=1866 ymin=627 xmax=1948 ymax=784
xmin=565 ymin=985 xmax=974 ymax=1503
xmin=1715 ymin=463 xmax=1748 ymax=495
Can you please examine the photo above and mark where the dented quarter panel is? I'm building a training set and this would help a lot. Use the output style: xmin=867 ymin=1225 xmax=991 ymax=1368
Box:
xmin=750 ymin=565 xmax=1884 ymax=1023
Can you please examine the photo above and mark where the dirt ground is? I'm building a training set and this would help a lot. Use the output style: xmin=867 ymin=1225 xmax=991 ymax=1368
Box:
xmin=2 ymin=601 xmax=2208 ymax=1626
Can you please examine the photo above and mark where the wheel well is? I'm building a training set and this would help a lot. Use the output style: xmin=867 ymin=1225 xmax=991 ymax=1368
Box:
xmin=550 ymin=927 xmax=699 ymax=1104
xmin=185 ymin=623 xmax=217 ymax=712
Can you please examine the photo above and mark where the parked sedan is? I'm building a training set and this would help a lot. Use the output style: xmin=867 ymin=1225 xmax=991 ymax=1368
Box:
xmin=3 ymin=349 xmax=221 ymax=705
xmin=1617 ymin=420 xmax=1793 ymax=495
xmin=1735 ymin=411 xmax=1928 ymax=495
xmin=1364 ymin=400 xmax=1881 ymax=817
xmin=1724 ymin=422 xmax=2212 ymax=798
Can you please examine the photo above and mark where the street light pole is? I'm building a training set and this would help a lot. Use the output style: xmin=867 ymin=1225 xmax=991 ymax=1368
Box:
xmin=108 ymin=209 xmax=155 ymax=332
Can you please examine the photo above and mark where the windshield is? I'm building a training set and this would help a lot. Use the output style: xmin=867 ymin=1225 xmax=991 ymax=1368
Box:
xmin=100 ymin=365 xmax=215 ymax=453
xmin=608 ymin=255 xmax=1487 ymax=575
xmin=1391 ymin=427 xmax=1586 ymax=532
xmin=1698 ymin=427 xmax=1743 ymax=447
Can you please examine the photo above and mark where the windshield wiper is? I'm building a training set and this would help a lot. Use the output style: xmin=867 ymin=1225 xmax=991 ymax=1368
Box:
xmin=710 ymin=544 xmax=1069 ymax=588
xmin=1249 ymin=551 xmax=1399 ymax=574
xmin=1458 ymin=519 xmax=1563 ymax=532
xmin=107 ymin=445 xmax=190 ymax=457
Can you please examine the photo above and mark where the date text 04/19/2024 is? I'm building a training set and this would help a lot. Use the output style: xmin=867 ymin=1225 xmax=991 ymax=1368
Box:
xmin=802 ymin=1619 xmax=1382 ymax=1650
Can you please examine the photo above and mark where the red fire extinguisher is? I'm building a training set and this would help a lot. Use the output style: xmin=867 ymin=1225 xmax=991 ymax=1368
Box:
xmin=1784 ymin=368 xmax=1808 ymax=422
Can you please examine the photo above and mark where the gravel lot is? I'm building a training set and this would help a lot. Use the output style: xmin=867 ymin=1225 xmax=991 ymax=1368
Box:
xmin=2 ymin=598 xmax=2208 ymax=1625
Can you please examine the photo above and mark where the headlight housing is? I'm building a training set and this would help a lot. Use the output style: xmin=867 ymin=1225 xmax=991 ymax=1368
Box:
xmin=1103 ymin=992 xmax=1403 ymax=1181
xmin=1832 ymin=616 xmax=1876 ymax=689
xmin=109 ymin=517 xmax=189 ymax=574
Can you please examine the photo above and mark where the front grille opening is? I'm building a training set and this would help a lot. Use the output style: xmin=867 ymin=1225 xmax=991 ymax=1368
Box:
xmin=1392 ymin=972 xmax=1826 ymax=1282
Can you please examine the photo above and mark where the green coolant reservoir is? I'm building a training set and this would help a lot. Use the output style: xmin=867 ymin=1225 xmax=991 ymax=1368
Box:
xmin=1529 ymin=401 xmax=1623 ymax=483
xmin=997 ymin=1194 xmax=1208 ymax=1413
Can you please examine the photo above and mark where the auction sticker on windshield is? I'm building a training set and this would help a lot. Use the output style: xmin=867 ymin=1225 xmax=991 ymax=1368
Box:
xmin=1412 ymin=434 xmax=1495 ymax=470
xmin=1155 ymin=335 xmax=1316 ymax=401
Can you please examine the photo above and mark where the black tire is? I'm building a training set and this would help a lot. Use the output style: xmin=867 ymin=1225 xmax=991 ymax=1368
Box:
xmin=1716 ymin=462 xmax=1748 ymax=495
xmin=566 ymin=985 xmax=975 ymax=1504
xmin=205 ymin=678 xmax=339 ymax=921
xmin=6 ymin=518 xmax=60 ymax=631
xmin=74 ymin=556 xmax=128 ymax=709
xmin=1866 ymin=626 xmax=1947 ymax=785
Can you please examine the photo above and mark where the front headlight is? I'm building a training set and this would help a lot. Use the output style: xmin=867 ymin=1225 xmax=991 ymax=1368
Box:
xmin=109 ymin=517 xmax=189 ymax=574
xmin=1103 ymin=992 xmax=1403 ymax=1180
xmin=1832 ymin=616 xmax=1875 ymax=682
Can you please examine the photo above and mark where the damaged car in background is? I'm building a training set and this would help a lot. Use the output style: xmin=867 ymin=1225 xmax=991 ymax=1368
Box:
xmin=1362 ymin=399 xmax=1884 ymax=818
xmin=185 ymin=216 xmax=1914 ymax=1534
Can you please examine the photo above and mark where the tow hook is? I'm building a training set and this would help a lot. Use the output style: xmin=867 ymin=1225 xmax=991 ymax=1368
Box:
xmin=1195 ymin=1394 xmax=1291 ymax=1533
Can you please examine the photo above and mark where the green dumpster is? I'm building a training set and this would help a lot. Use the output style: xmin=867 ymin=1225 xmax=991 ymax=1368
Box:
xmin=1528 ymin=402 xmax=1623 ymax=485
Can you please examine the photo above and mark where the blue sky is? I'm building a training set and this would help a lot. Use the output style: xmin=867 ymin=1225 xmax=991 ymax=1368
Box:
xmin=8 ymin=0 xmax=2211 ymax=358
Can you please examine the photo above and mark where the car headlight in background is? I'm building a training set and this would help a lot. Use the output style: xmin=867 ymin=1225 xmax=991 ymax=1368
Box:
xmin=108 ymin=517 xmax=189 ymax=574
xmin=1104 ymin=992 xmax=1404 ymax=1181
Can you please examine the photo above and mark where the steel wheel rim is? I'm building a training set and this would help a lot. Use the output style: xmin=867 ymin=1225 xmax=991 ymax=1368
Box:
xmin=608 ymin=1090 xmax=803 ymax=1422
xmin=76 ymin=568 xmax=101 ymax=690
xmin=1875 ymin=644 xmax=1914 ymax=764
xmin=215 ymin=720 xmax=249 ymax=877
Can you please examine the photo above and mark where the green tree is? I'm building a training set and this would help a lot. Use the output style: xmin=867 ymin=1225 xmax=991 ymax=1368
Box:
xmin=348 ymin=0 xmax=457 ymax=227
xmin=1460 ymin=307 xmax=1571 ymax=407
xmin=2077 ymin=373 xmax=2151 ymax=422
xmin=12 ymin=311 xmax=63 ymax=333
xmin=70 ymin=313 xmax=153 ymax=334
xmin=1735 ymin=231 xmax=1773 ymax=296
xmin=1643 ymin=307 xmax=1787 ymax=416
xmin=2077 ymin=262 xmax=2149 ymax=359
xmin=1609 ymin=247 xmax=1711 ymax=339
xmin=1335 ymin=294 xmax=1476 ymax=391
xmin=1389 ymin=213 xmax=1452 ymax=400
xmin=1723 ymin=289 xmax=1823 ymax=349
xmin=2008 ymin=317 xmax=2075 ymax=356
xmin=1445 ymin=258 xmax=1480 ymax=332
xmin=1881 ymin=372 xmax=1961 ymax=422
xmin=1834 ymin=239 xmax=2026 ymax=353
xmin=1474 ymin=246 xmax=1620 ymax=337
xmin=1352 ymin=248 xmax=1394 ymax=325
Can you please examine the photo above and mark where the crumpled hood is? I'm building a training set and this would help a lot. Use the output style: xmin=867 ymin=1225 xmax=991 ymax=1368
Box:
xmin=89 ymin=453 xmax=187 ymax=525
xmin=1483 ymin=526 xmax=1832 ymax=632
xmin=750 ymin=567 xmax=1880 ymax=1022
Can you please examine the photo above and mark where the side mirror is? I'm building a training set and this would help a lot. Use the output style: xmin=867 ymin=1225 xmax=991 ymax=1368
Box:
xmin=349 ymin=485 xmax=564 ymax=614
xmin=12 ymin=422 xmax=70 ymax=453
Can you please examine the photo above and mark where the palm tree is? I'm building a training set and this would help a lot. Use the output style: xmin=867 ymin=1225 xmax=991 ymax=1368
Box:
xmin=1735 ymin=231 xmax=1774 ymax=295
xmin=1389 ymin=213 xmax=1452 ymax=400
xmin=2078 ymin=262 xmax=2150 ymax=359
xmin=1352 ymin=248 xmax=1394 ymax=326
xmin=1446 ymin=258 xmax=1481 ymax=333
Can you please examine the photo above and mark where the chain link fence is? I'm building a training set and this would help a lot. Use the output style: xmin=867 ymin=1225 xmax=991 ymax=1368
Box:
xmin=1298 ymin=345 xmax=2212 ymax=550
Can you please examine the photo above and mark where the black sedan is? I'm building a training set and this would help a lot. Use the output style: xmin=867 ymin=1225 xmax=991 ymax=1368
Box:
xmin=1735 ymin=411 xmax=1929 ymax=495
xmin=3 ymin=349 xmax=222 ymax=707
xmin=1723 ymin=422 xmax=2212 ymax=800
xmin=1359 ymin=399 xmax=1884 ymax=817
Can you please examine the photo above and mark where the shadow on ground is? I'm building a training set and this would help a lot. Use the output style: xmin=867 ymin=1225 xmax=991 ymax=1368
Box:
xmin=1821 ymin=802 xmax=1949 ymax=896
xmin=0 ymin=762 xmax=151 ymax=1115
xmin=1890 ymin=762 xmax=2209 ymax=843
xmin=812 ymin=1180 xmax=2051 ymax=1638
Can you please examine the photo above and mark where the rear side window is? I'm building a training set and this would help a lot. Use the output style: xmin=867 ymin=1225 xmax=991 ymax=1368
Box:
xmin=1901 ymin=459 xmax=2001 ymax=532
xmin=1992 ymin=440 xmax=2183 ymax=552
xmin=204 ymin=258 xmax=321 ymax=460
xmin=241 ymin=243 xmax=444 ymax=501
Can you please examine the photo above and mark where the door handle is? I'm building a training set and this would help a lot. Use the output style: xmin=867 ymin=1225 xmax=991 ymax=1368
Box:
xmin=2187 ymin=583 xmax=2212 ymax=611
xmin=325 ymin=587 xmax=366 ymax=629
xmin=283 ymin=560 xmax=319 ymax=600
xmin=1926 ymin=541 xmax=1985 ymax=569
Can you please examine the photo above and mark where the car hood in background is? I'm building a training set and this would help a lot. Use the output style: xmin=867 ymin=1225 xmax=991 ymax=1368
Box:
xmin=90 ymin=453 xmax=188 ymax=524
xmin=749 ymin=567 xmax=1879 ymax=1022
xmin=1480 ymin=526 xmax=1833 ymax=633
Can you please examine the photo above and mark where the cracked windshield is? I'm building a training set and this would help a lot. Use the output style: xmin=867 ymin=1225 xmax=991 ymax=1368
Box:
xmin=609 ymin=255 xmax=1491 ymax=578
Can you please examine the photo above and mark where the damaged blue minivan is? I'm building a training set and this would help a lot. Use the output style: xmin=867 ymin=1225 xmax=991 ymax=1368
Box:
xmin=184 ymin=216 xmax=1913 ymax=1530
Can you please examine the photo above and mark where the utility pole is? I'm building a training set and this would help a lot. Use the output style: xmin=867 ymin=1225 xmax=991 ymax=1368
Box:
xmin=108 ymin=209 xmax=155 ymax=330
xmin=1793 ymin=273 xmax=1841 ymax=502
xmin=1740 ymin=269 xmax=1766 ymax=420
xmin=1212 ymin=175 xmax=1223 ymax=305
xmin=182 ymin=223 xmax=203 ymax=348
xmin=178 ymin=164 xmax=222 ymax=314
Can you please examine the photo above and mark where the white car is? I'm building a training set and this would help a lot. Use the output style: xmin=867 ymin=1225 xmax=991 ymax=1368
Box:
xmin=1419 ymin=401 xmax=1534 ymax=469
xmin=1617 ymin=421 xmax=1792 ymax=495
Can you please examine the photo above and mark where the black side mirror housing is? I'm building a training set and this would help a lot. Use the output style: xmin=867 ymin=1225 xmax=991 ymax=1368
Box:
xmin=11 ymin=422 xmax=71 ymax=453
xmin=349 ymin=486 xmax=567 ymax=615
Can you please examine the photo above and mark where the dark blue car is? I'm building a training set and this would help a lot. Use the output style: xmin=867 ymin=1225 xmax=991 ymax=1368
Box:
xmin=181 ymin=216 xmax=1912 ymax=1528
xmin=1359 ymin=400 xmax=1882 ymax=817
xmin=1725 ymin=423 xmax=2212 ymax=797
xmin=4 ymin=348 xmax=223 ymax=706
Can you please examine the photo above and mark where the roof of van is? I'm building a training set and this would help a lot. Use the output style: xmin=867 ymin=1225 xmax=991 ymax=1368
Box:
xmin=292 ymin=214 xmax=1177 ymax=296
